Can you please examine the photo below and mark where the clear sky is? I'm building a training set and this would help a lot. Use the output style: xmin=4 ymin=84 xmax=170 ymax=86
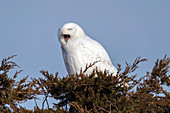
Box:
xmin=0 ymin=0 xmax=169 ymax=109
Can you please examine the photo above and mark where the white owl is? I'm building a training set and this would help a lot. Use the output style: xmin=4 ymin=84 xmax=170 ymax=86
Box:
xmin=58 ymin=23 xmax=117 ymax=76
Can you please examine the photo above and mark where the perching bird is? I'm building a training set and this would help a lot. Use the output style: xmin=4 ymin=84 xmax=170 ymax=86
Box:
xmin=58 ymin=23 xmax=117 ymax=76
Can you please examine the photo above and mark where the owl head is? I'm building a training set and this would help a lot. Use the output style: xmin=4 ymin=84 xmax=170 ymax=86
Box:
xmin=58 ymin=23 xmax=86 ymax=45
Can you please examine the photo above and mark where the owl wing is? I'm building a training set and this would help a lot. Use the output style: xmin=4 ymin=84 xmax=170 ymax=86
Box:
xmin=79 ymin=36 xmax=117 ymax=75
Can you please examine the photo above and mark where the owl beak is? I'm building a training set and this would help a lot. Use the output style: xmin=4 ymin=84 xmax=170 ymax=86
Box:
xmin=63 ymin=34 xmax=70 ymax=42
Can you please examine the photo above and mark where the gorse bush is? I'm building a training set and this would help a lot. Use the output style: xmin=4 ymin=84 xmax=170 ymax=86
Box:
xmin=0 ymin=55 xmax=36 ymax=112
xmin=0 ymin=55 xmax=169 ymax=113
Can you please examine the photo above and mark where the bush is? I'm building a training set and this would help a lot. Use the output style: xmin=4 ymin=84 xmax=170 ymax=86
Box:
xmin=0 ymin=55 xmax=169 ymax=113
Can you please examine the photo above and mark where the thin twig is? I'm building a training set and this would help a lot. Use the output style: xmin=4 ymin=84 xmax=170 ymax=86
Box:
xmin=83 ymin=60 xmax=100 ymax=73
xmin=45 ymin=93 xmax=49 ymax=109
xmin=97 ymin=106 xmax=110 ymax=113
xmin=104 ymin=94 xmax=121 ymax=113
xmin=34 ymin=98 xmax=38 ymax=108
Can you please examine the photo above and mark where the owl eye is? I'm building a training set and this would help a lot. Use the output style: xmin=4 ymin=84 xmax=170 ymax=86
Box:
xmin=68 ymin=28 xmax=73 ymax=31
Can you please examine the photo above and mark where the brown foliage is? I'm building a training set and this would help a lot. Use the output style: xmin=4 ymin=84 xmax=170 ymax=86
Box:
xmin=0 ymin=55 xmax=169 ymax=113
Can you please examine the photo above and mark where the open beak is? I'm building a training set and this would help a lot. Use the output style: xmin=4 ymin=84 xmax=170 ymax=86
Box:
xmin=63 ymin=34 xmax=70 ymax=42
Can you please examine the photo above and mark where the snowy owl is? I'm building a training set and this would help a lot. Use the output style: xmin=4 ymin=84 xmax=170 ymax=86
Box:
xmin=58 ymin=23 xmax=117 ymax=76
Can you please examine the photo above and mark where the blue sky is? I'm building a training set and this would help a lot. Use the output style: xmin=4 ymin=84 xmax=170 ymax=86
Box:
xmin=0 ymin=0 xmax=169 ymax=109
